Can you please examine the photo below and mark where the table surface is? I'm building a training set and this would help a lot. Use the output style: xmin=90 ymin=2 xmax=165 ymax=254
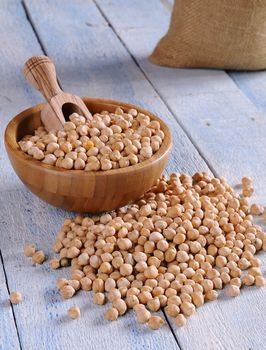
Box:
xmin=1 ymin=1 xmax=266 ymax=349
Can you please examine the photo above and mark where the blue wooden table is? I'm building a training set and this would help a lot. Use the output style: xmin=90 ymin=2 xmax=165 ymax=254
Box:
xmin=1 ymin=1 xmax=266 ymax=349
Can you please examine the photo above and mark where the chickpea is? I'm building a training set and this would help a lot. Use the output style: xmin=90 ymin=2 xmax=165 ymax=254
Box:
xmin=24 ymin=244 xmax=36 ymax=257
xmin=105 ymin=308 xmax=119 ymax=321
xmin=68 ymin=306 xmax=81 ymax=319
xmin=135 ymin=308 xmax=151 ymax=324
xmin=165 ymin=304 xmax=180 ymax=317
xmin=180 ymin=302 xmax=195 ymax=316
xmin=32 ymin=250 xmax=46 ymax=264
xmin=148 ymin=316 xmax=165 ymax=330
xmin=175 ymin=314 xmax=187 ymax=327
xmin=49 ymin=258 xmax=60 ymax=270
xmin=9 ymin=291 xmax=22 ymax=304
xmin=227 ymin=285 xmax=240 ymax=297
xmin=255 ymin=276 xmax=265 ymax=287
xmin=112 ymin=298 xmax=127 ymax=315
xmin=242 ymin=274 xmax=255 ymax=286
xmin=80 ymin=277 xmax=92 ymax=291
xmin=60 ymin=285 xmax=75 ymax=299
xmin=108 ymin=289 xmax=121 ymax=302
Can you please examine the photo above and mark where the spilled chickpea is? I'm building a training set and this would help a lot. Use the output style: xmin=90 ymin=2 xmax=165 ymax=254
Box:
xmin=19 ymin=173 xmax=266 ymax=330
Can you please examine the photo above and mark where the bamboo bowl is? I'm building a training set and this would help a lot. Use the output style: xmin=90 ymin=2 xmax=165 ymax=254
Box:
xmin=5 ymin=98 xmax=172 ymax=213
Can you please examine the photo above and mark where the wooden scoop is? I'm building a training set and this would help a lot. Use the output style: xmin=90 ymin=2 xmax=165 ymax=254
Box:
xmin=23 ymin=55 xmax=92 ymax=131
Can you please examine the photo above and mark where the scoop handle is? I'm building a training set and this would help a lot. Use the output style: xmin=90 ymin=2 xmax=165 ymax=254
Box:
xmin=23 ymin=56 xmax=62 ymax=101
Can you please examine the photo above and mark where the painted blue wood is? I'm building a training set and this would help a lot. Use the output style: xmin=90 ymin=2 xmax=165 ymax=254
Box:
xmin=93 ymin=0 xmax=266 ymax=349
xmin=2 ymin=0 xmax=266 ymax=349
xmin=229 ymin=71 xmax=266 ymax=113
xmin=0 ymin=260 xmax=21 ymax=350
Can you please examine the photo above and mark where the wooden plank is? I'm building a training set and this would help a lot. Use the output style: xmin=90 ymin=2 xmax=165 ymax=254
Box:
xmin=0 ymin=258 xmax=21 ymax=350
xmin=93 ymin=1 xmax=266 ymax=349
xmin=0 ymin=0 xmax=214 ymax=349
xmin=229 ymin=71 xmax=266 ymax=113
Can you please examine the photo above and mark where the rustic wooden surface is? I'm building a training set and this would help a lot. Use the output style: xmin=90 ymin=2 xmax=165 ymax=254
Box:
xmin=0 ymin=0 xmax=265 ymax=349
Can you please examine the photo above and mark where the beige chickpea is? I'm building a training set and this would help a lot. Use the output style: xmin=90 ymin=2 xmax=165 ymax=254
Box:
xmin=93 ymin=292 xmax=105 ymax=305
xmin=180 ymin=302 xmax=195 ymax=316
xmin=120 ymin=263 xmax=133 ymax=276
xmin=165 ymin=304 xmax=180 ymax=317
xmin=135 ymin=308 xmax=151 ymax=324
xmin=250 ymin=204 xmax=261 ymax=216
xmin=176 ymin=251 xmax=189 ymax=263
xmin=126 ymin=295 xmax=139 ymax=308
xmin=24 ymin=244 xmax=36 ymax=257
xmin=112 ymin=298 xmax=127 ymax=315
xmin=92 ymin=278 xmax=105 ymax=293
xmin=175 ymin=314 xmax=187 ymax=327
xmin=242 ymin=274 xmax=255 ymax=286
xmin=80 ymin=277 xmax=92 ymax=291
xmin=49 ymin=258 xmax=60 ymax=270
xmin=67 ymin=246 xmax=80 ymax=259
xmin=227 ymin=285 xmax=240 ymax=297
xmin=68 ymin=306 xmax=81 ymax=319
xmin=191 ymin=292 xmax=204 ymax=307
xmin=255 ymin=276 xmax=265 ymax=287
xmin=148 ymin=316 xmax=165 ymax=330
xmin=147 ymin=297 xmax=160 ymax=312
xmin=60 ymin=285 xmax=76 ymax=299
xmin=9 ymin=291 xmax=22 ymax=304
xmin=32 ymin=250 xmax=46 ymax=264
xmin=19 ymin=140 xmax=33 ymax=152
xmin=74 ymin=158 xmax=85 ymax=170
xmin=42 ymin=154 xmax=57 ymax=165
xmin=242 ymin=187 xmax=254 ymax=197
xmin=144 ymin=266 xmax=158 ymax=279
xmin=205 ymin=290 xmax=218 ymax=301
xmin=105 ymin=307 xmax=119 ymax=321
xmin=61 ymin=157 xmax=74 ymax=169
xmin=68 ymin=280 xmax=80 ymax=291
xmin=32 ymin=147 xmax=45 ymax=160
xmin=108 ymin=288 xmax=121 ymax=302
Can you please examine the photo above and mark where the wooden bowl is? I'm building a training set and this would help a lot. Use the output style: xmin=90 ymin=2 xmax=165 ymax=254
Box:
xmin=5 ymin=98 xmax=172 ymax=213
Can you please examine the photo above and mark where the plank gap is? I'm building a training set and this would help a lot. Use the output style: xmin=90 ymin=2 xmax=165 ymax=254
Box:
xmin=162 ymin=309 xmax=183 ymax=350
xmin=0 ymin=250 xmax=23 ymax=350
xmin=21 ymin=0 xmax=47 ymax=54
xmin=21 ymin=0 xmax=65 ymax=95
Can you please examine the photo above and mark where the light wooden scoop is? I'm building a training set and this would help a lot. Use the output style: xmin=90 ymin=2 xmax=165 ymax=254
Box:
xmin=23 ymin=55 xmax=92 ymax=131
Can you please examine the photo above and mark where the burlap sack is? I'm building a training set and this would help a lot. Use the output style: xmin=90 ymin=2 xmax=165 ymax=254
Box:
xmin=149 ymin=0 xmax=266 ymax=70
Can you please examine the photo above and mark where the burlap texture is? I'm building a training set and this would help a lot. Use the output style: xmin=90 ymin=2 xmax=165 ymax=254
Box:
xmin=149 ymin=0 xmax=266 ymax=70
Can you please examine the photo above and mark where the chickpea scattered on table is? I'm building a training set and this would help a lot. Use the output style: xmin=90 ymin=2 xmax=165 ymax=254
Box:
xmin=46 ymin=172 xmax=266 ymax=329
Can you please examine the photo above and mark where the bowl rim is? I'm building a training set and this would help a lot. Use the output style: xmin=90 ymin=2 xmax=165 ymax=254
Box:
xmin=4 ymin=97 xmax=172 ymax=178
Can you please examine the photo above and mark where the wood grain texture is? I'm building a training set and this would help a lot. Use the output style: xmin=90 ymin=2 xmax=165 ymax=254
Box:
xmin=229 ymin=70 xmax=266 ymax=113
xmin=5 ymin=99 xmax=172 ymax=212
xmin=0 ymin=0 xmax=212 ymax=349
xmin=0 ymin=259 xmax=21 ymax=350
xmin=94 ymin=0 xmax=266 ymax=349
